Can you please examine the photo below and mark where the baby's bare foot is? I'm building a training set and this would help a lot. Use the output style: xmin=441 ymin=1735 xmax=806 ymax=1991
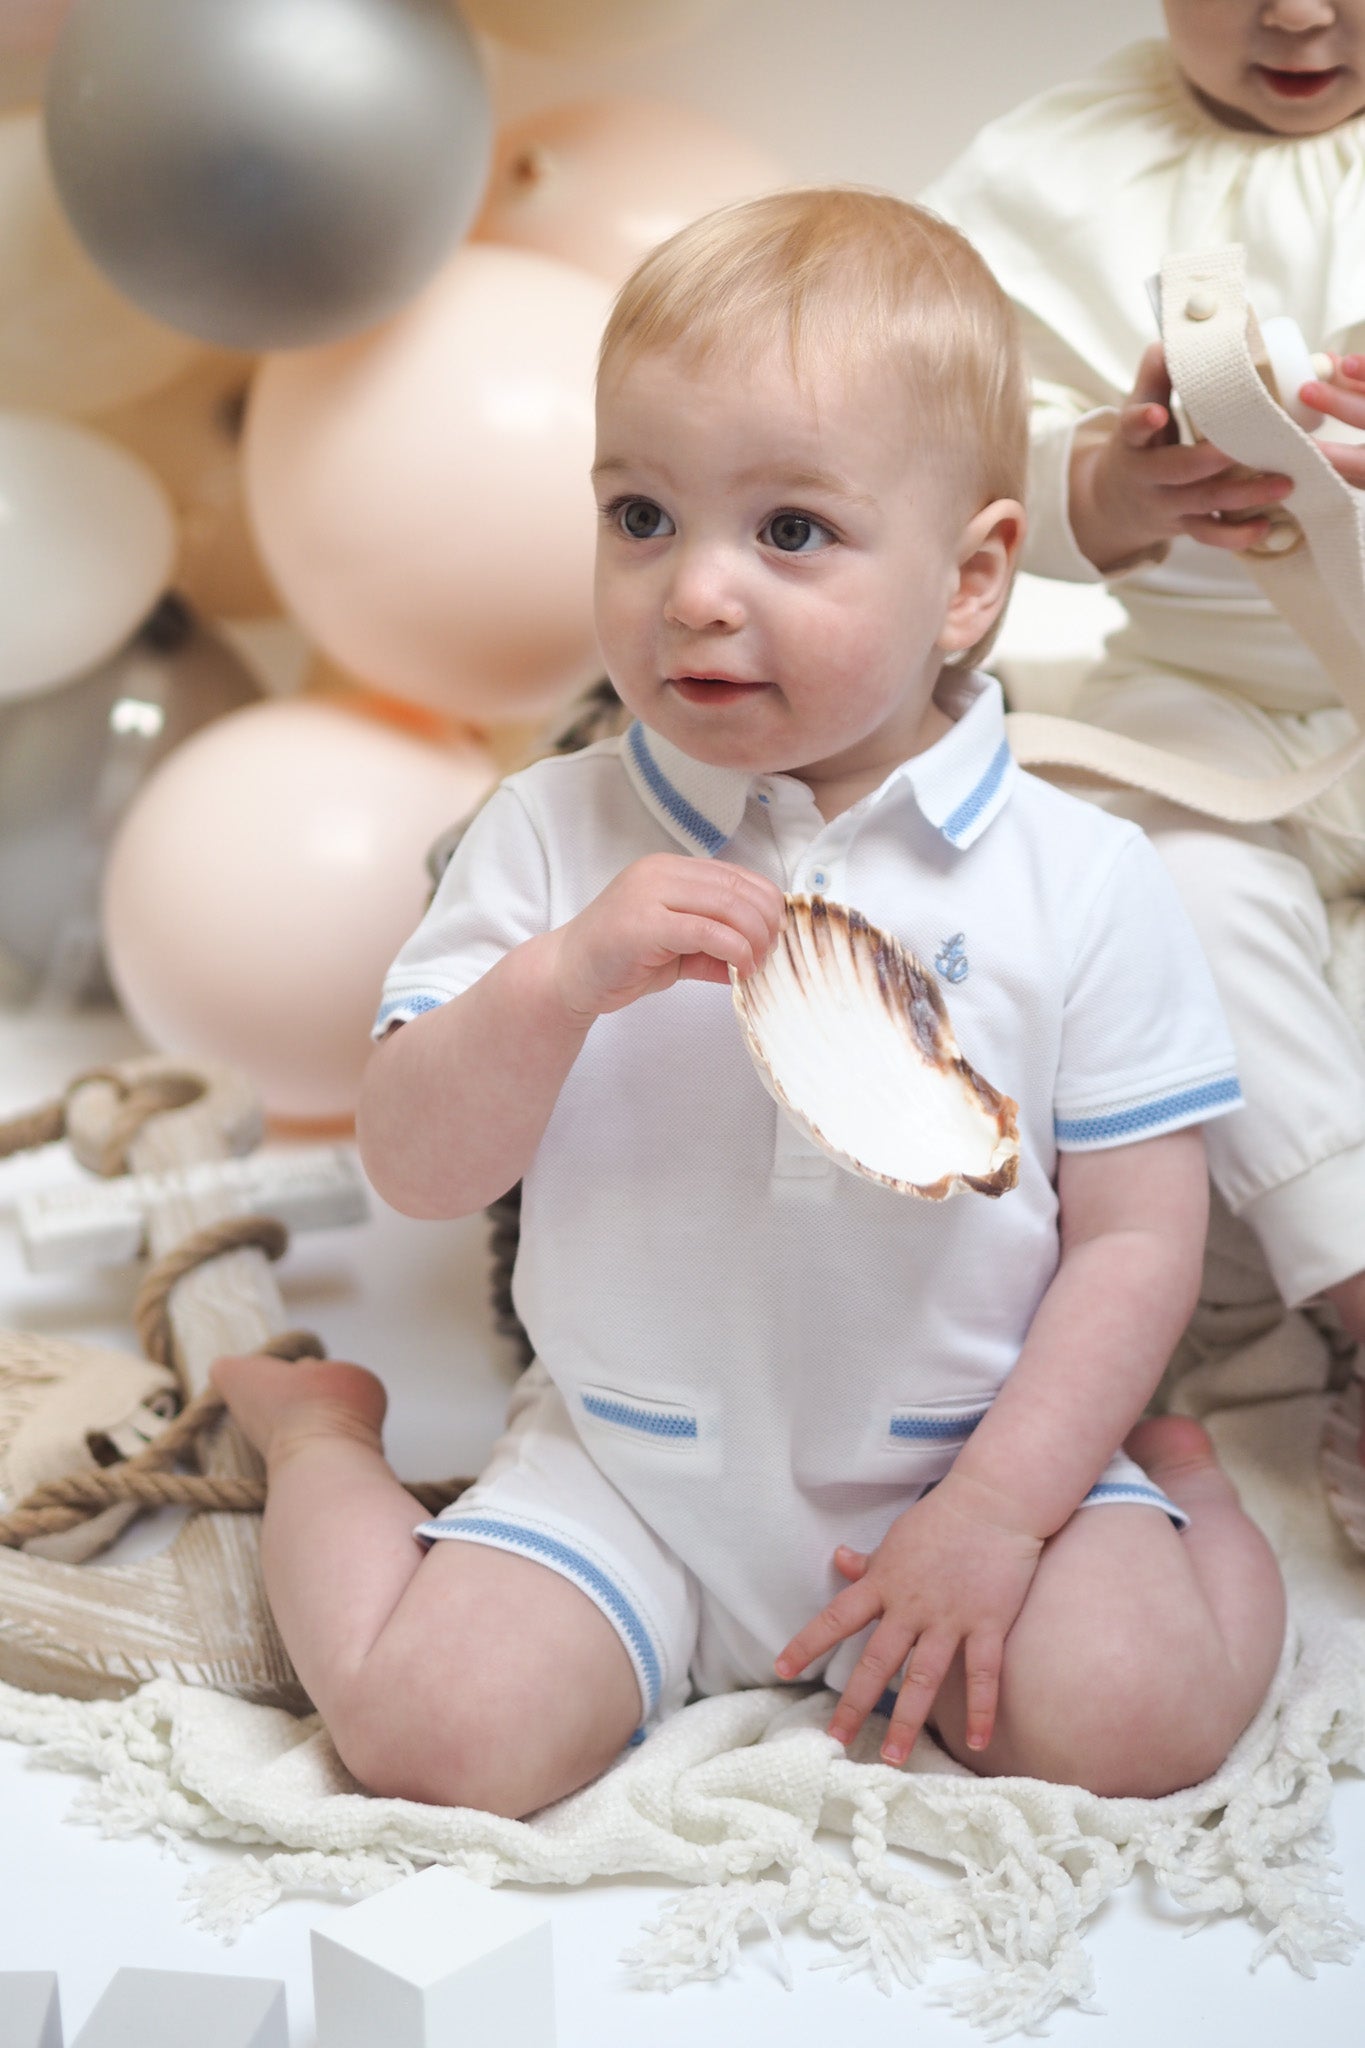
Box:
xmin=1124 ymin=1414 xmax=1235 ymax=1511
xmin=211 ymin=1353 xmax=388 ymax=1470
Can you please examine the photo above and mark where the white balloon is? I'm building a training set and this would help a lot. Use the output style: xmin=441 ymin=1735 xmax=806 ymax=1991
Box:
xmin=0 ymin=410 xmax=177 ymax=700
xmin=0 ymin=110 xmax=202 ymax=416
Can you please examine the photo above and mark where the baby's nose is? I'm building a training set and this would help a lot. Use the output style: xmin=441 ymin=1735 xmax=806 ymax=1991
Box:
xmin=663 ymin=548 xmax=744 ymax=632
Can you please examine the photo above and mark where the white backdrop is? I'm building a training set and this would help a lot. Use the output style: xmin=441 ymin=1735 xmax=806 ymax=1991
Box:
xmin=492 ymin=0 xmax=1165 ymax=195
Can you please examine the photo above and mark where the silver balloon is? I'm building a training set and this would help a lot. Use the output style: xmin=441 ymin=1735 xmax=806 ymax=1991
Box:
xmin=0 ymin=595 xmax=263 ymax=1003
xmin=44 ymin=0 xmax=492 ymax=350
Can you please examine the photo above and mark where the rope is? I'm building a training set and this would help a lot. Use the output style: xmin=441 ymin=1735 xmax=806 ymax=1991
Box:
xmin=133 ymin=1213 xmax=291 ymax=1374
xmin=0 ymin=1216 xmax=471 ymax=1548
xmin=0 ymin=1064 xmax=205 ymax=1174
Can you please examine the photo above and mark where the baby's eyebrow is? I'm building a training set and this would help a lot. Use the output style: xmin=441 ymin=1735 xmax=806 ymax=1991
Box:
xmin=745 ymin=464 xmax=875 ymax=507
xmin=591 ymin=454 xmax=874 ymax=507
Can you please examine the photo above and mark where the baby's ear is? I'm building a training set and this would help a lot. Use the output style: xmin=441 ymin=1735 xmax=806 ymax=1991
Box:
xmin=940 ymin=499 xmax=1025 ymax=657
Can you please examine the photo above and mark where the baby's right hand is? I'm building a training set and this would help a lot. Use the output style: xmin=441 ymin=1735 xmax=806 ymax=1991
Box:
xmin=547 ymin=854 xmax=785 ymax=1023
xmin=1069 ymin=343 xmax=1294 ymax=573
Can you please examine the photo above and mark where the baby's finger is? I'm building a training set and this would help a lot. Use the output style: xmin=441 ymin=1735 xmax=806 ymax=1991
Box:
xmin=1317 ymin=440 xmax=1365 ymax=491
xmin=833 ymin=1544 xmax=870 ymax=1582
xmin=1128 ymin=339 xmax=1173 ymax=412
xmin=961 ymin=1628 xmax=1005 ymax=1753
xmin=827 ymin=1619 xmax=914 ymax=1748
xmin=665 ymin=911 xmax=772 ymax=978
xmin=1300 ymin=379 xmax=1365 ymax=433
xmin=1177 ymin=511 xmax=1274 ymax=552
xmin=774 ymin=1580 xmax=881 ymax=1680
xmin=880 ymin=1629 xmax=957 ymax=1765
xmin=1116 ymin=398 xmax=1172 ymax=450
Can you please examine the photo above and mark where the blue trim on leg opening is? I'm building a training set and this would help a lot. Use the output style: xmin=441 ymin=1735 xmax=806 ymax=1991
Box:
xmin=416 ymin=1512 xmax=665 ymax=1711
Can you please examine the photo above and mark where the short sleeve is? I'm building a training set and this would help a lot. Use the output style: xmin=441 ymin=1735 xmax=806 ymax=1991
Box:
xmin=371 ymin=785 xmax=551 ymax=1039
xmin=1054 ymin=828 xmax=1243 ymax=1148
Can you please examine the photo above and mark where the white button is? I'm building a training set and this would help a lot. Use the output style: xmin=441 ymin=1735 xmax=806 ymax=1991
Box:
xmin=1184 ymin=289 xmax=1217 ymax=322
xmin=810 ymin=870 xmax=827 ymax=890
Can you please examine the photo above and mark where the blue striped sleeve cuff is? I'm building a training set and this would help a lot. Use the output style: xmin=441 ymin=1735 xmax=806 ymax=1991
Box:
xmin=1054 ymin=1075 xmax=1243 ymax=1149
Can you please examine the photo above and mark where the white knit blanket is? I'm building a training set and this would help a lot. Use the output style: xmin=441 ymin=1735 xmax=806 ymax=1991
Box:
xmin=1 ymin=1293 xmax=1363 ymax=2040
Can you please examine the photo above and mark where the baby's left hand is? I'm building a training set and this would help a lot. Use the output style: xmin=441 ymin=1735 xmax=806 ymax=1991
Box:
xmin=774 ymin=1475 xmax=1044 ymax=1765
xmin=1300 ymin=356 xmax=1365 ymax=489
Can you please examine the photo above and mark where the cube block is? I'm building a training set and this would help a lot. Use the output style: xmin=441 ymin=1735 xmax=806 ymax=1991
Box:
xmin=0 ymin=1974 xmax=62 ymax=2048
xmin=312 ymin=1865 xmax=555 ymax=2048
xmin=71 ymin=1970 xmax=286 ymax=2048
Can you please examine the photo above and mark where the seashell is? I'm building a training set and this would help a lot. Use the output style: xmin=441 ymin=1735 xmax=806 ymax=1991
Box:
xmin=1321 ymin=1378 xmax=1365 ymax=1556
xmin=731 ymin=895 xmax=1020 ymax=1199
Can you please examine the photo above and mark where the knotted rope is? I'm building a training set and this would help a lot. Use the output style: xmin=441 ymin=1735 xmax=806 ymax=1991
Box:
xmin=0 ymin=1142 xmax=469 ymax=1549
xmin=0 ymin=1063 xmax=203 ymax=1175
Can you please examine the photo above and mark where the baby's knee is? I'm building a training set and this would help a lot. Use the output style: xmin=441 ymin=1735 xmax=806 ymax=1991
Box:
xmin=328 ymin=1675 xmax=535 ymax=1815
xmin=1007 ymin=1617 xmax=1244 ymax=1798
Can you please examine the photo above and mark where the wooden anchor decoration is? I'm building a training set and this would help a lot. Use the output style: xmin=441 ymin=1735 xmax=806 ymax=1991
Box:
xmin=0 ymin=1056 xmax=370 ymax=1712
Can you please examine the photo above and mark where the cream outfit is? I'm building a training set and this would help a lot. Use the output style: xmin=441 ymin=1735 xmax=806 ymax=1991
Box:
xmin=375 ymin=673 xmax=1239 ymax=1722
xmin=926 ymin=39 xmax=1365 ymax=1304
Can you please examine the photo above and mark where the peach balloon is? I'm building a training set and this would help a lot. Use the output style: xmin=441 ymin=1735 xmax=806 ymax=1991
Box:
xmin=473 ymin=97 xmax=785 ymax=285
xmin=0 ymin=109 xmax=201 ymax=416
xmin=96 ymin=351 xmax=281 ymax=619
xmin=245 ymin=243 xmax=613 ymax=726
xmin=0 ymin=53 xmax=46 ymax=112
xmin=101 ymin=696 xmax=497 ymax=1121
xmin=460 ymin=0 xmax=731 ymax=58
xmin=0 ymin=0 xmax=71 ymax=58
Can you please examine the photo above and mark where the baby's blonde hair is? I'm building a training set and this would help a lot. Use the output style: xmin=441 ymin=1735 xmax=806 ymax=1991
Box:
xmin=598 ymin=186 xmax=1028 ymax=518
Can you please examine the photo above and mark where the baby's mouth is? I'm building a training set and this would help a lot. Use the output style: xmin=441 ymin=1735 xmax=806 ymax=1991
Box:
xmin=668 ymin=674 xmax=769 ymax=705
xmin=1254 ymin=64 xmax=1345 ymax=97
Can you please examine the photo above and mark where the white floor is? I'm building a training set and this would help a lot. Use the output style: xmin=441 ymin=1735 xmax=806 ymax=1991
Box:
xmin=1 ymin=1005 xmax=1362 ymax=2048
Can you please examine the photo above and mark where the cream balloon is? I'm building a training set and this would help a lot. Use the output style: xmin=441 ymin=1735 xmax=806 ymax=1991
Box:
xmin=0 ymin=410 xmax=177 ymax=700
xmin=474 ymin=97 xmax=785 ymax=284
xmin=245 ymin=243 xmax=612 ymax=726
xmin=0 ymin=110 xmax=201 ymax=416
xmin=101 ymin=696 xmax=498 ymax=1122
xmin=460 ymin=0 xmax=732 ymax=58
xmin=96 ymin=351 xmax=281 ymax=619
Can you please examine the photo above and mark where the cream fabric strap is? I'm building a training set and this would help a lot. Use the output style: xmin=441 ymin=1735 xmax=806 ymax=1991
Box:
xmin=1005 ymin=244 xmax=1365 ymax=837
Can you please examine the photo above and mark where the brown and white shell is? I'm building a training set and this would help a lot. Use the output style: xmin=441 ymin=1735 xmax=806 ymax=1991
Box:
xmin=731 ymin=895 xmax=1020 ymax=1199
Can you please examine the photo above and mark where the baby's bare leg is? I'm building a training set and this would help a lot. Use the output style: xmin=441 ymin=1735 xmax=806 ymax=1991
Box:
xmin=211 ymin=1353 xmax=641 ymax=1815
xmin=930 ymin=1418 xmax=1286 ymax=1797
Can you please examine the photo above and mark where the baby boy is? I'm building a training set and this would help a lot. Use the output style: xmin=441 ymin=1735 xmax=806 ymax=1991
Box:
xmin=214 ymin=189 xmax=1285 ymax=1816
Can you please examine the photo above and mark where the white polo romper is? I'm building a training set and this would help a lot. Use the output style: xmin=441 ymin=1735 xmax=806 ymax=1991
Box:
xmin=375 ymin=671 xmax=1243 ymax=1724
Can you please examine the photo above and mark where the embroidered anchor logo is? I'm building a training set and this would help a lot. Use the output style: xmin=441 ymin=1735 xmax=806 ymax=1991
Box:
xmin=934 ymin=933 xmax=968 ymax=984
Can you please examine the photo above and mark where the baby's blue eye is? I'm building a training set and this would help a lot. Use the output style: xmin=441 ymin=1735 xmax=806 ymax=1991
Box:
xmin=763 ymin=511 xmax=833 ymax=553
xmin=616 ymin=498 xmax=674 ymax=539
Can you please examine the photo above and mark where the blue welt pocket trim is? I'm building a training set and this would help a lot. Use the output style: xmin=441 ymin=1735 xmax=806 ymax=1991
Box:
xmin=581 ymin=1392 xmax=698 ymax=1440
xmin=889 ymin=1409 xmax=987 ymax=1443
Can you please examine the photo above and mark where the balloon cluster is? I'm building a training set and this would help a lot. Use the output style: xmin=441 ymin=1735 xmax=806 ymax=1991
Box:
xmin=0 ymin=0 xmax=782 ymax=1117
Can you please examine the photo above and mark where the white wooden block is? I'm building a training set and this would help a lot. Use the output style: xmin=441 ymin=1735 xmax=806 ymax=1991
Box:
xmin=19 ymin=1145 xmax=369 ymax=1272
xmin=0 ymin=1974 xmax=62 ymax=2048
xmin=312 ymin=1866 xmax=555 ymax=2048
xmin=71 ymin=1970 xmax=286 ymax=2048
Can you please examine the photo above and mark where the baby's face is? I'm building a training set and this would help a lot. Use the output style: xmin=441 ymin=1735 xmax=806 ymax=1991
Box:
xmin=591 ymin=342 xmax=974 ymax=800
xmin=1163 ymin=0 xmax=1365 ymax=133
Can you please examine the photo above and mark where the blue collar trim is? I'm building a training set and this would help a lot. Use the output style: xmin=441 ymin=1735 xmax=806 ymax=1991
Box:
xmin=620 ymin=671 xmax=1016 ymax=856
